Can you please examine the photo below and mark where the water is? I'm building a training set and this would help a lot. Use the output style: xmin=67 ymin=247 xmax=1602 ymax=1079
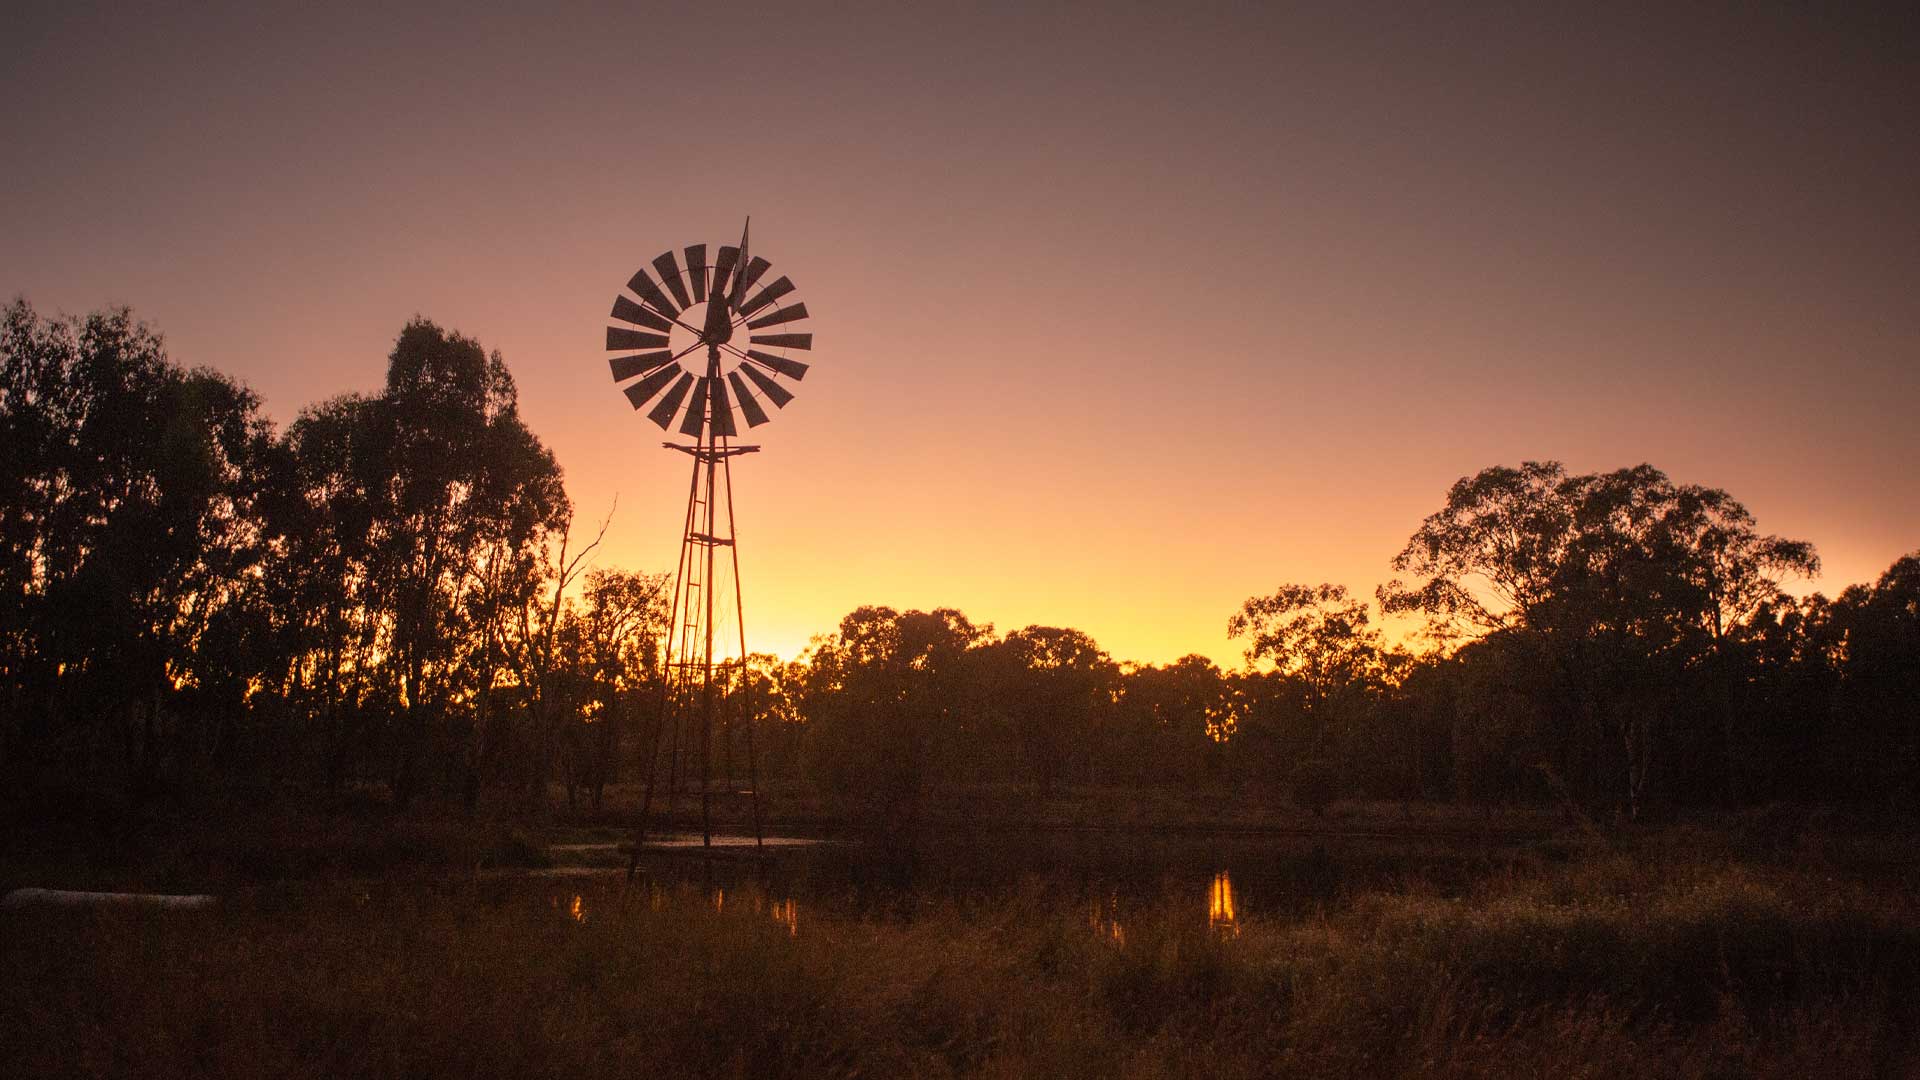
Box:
xmin=536 ymin=827 xmax=1534 ymax=936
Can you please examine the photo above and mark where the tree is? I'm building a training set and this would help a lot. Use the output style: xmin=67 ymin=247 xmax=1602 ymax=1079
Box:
xmin=983 ymin=626 xmax=1116 ymax=796
xmin=1824 ymin=553 xmax=1920 ymax=810
xmin=1379 ymin=462 xmax=1816 ymax=816
xmin=1109 ymin=655 xmax=1230 ymax=787
xmin=0 ymin=301 xmax=272 ymax=794
xmin=269 ymin=319 xmax=569 ymax=807
xmin=1229 ymin=584 xmax=1399 ymax=810
xmin=267 ymin=394 xmax=384 ymax=789
xmin=1376 ymin=462 xmax=1577 ymax=643
xmin=800 ymin=606 xmax=993 ymax=822
xmin=557 ymin=567 xmax=669 ymax=811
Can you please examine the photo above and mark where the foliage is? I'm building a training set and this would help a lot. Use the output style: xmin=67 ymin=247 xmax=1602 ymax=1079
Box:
xmin=1379 ymin=462 xmax=1820 ymax=816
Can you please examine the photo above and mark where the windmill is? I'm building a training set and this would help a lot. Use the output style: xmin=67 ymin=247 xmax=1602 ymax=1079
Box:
xmin=605 ymin=219 xmax=812 ymax=862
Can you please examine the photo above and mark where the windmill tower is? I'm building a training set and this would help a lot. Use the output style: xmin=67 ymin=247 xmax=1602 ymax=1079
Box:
xmin=603 ymin=219 xmax=813 ymax=860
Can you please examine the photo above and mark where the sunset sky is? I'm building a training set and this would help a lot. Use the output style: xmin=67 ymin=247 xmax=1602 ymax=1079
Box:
xmin=6 ymin=2 xmax=1916 ymax=667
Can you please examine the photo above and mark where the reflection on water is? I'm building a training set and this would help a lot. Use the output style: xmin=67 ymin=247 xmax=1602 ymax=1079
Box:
xmin=770 ymin=897 xmax=798 ymax=937
xmin=546 ymin=880 xmax=799 ymax=937
xmin=1083 ymin=873 xmax=1237 ymax=943
xmin=1208 ymin=871 xmax=1238 ymax=936
xmin=1088 ymin=892 xmax=1125 ymax=946
xmin=546 ymin=828 xmax=1521 ymax=948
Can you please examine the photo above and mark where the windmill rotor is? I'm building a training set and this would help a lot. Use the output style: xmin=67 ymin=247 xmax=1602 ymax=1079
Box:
xmin=606 ymin=235 xmax=812 ymax=434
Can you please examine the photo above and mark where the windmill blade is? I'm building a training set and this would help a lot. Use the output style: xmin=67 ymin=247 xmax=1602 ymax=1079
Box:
xmin=747 ymin=350 xmax=810 ymax=380
xmin=626 ymin=266 xmax=681 ymax=319
xmin=611 ymin=295 xmax=673 ymax=331
xmin=740 ymin=362 xmax=795 ymax=407
xmin=679 ymin=376 xmax=711 ymax=436
xmin=607 ymin=327 xmax=670 ymax=352
xmin=685 ymin=244 xmax=708 ymax=302
xmin=728 ymin=371 xmax=771 ymax=427
xmin=729 ymin=256 xmax=772 ymax=307
xmin=710 ymin=246 xmax=740 ymax=304
xmin=709 ymin=372 xmax=738 ymax=437
xmin=745 ymin=303 xmax=809 ymax=330
xmin=749 ymin=332 xmax=812 ymax=351
xmin=652 ymin=251 xmax=692 ymax=309
xmin=646 ymin=372 xmax=695 ymax=430
xmin=736 ymin=275 xmax=794 ymax=319
xmin=621 ymin=363 xmax=682 ymax=408
xmin=609 ymin=351 xmax=674 ymax=382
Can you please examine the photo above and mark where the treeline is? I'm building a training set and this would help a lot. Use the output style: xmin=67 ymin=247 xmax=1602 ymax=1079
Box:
xmin=775 ymin=469 xmax=1918 ymax=821
xmin=4 ymin=302 xmax=1916 ymax=820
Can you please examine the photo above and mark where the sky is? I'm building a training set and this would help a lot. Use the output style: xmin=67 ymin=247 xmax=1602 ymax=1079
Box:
xmin=5 ymin=2 xmax=1917 ymax=667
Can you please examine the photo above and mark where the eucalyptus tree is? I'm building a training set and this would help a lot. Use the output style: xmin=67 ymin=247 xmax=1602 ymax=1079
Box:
xmin=1824 ymin=553 xmax=1920 ymax=808
xmin=984 ymin=625 xmax=1117 ymax=795
xmin=1380 ymin=461 xmax=1815 ymax=815
xmin=801 ymin=606 xmax=994 ymax=820
xmin=550 ymin=566 xmax=669 ymax=811
xmin=1109 ymin=655 xmax=1230 ymax=787
xmin=277 ymin=320 xmax=569 ymax=806
xmin=0 ymin=301 xmax=272 ymax=792
xmin=270 ymin=394 xmax=385 ymax=788
xmin=1229 ymin=584 xmax=1398 ymax=808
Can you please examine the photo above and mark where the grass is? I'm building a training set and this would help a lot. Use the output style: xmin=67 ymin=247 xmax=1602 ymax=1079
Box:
xmin=4 ymin=836 xmax=1917 ymax=1078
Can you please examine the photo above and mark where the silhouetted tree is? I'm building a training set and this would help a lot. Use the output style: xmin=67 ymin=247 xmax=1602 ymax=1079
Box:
xmin=1 ymin=301 xmax=272 ymax=795
xmin=1108 ymin=656 xmax=1230 ymax=787
xmin=557 ymin=567 xmax=669 ymax=811
xmin=982 ymin=626 xmax=1116 ymax=796
xmin=1824 ymin=553 xmax=1920 ymax=811
xmin=1381 ymin=462 xmax=1816 ymax=816
xmin=360 ymin=320 xmax=568 ymax=806
xmin=1229 ymin=584 xmax=1402 ymax=810
xmin=801 ymin=607 xmax=993 ymax=823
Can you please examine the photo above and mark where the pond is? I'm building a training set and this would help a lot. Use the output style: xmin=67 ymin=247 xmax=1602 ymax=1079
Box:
xmin=535 ymin=827 xmax=1537 ymax=937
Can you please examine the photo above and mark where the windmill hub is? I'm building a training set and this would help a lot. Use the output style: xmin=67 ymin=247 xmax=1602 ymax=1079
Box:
xmin=668 ymin=304 xmax=738 ymax=375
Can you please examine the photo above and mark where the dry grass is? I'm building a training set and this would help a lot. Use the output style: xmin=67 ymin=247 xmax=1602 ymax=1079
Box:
xmin=4 ymin=840 xmax=1917 ymax=1079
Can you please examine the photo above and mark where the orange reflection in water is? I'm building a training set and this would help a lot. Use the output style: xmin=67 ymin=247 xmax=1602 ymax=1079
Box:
xmin=1208 ymin=872 xmax=1238 ymax=936
xmin=1088 ymin=893 xmax=1125 ymax=946
xmin=569 ymin=894 xmax=586 ymax=923
xmin=709 ymin=886 xmax=799 ymax=937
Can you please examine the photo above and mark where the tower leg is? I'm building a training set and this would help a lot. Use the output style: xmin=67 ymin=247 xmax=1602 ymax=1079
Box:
xmin=720 ymin=443 xmax=766 ymax=851
xmin=629 ymin=345 xmax=768 ymax=877
xmin=628 ymin=440 xmax=705 ymax=885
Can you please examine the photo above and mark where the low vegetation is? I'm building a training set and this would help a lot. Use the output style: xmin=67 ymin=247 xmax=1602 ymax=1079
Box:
xmin=5 ymin=831 xmax=1915 ymax=1078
